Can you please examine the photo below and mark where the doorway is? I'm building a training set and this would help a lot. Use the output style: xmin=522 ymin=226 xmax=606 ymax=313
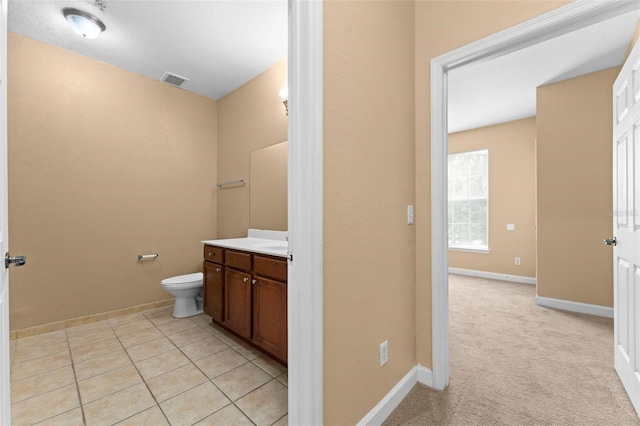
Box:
xmin=0 ymin=2 xmax=324 ymax=424
xmin=430 ymin=0 xmax=640 ymax=390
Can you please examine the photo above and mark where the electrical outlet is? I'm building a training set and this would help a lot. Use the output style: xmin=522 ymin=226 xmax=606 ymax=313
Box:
xmin=515 ymin=257 xmax=521 ymax=265
xmin=380 ymin=340 xmax=388 ymax=366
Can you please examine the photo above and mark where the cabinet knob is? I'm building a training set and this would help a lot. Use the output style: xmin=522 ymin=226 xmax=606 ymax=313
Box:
xmin=252 ymin=279 xmax=257 ymax=285
xmin=243 ymin=277 xmax=248 ymax=283
xmin=216 ymin=267 xmax=221 ymax=272
xmin=208 ymin=253 xmax=213 ymax=256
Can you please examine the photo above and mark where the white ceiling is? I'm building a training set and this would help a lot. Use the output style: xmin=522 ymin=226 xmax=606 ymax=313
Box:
xmin=8 ymin=0 xmax=288 ymax=101
xmin=448 ymin=6 xmax=640 ymax=134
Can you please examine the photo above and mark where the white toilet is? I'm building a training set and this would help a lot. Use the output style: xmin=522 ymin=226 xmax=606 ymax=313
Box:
xmin=161 ymin=272 xmax=204 ymax=318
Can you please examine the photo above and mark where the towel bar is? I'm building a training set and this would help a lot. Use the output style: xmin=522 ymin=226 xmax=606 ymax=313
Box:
xmin=216 ymin=179 xmax=246 ymax=188
xmin=137 ymin=253 xmax=159 ymax=261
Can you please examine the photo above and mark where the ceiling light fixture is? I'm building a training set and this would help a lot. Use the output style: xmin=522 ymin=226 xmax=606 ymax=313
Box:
xmin=62 ymin=8 xmax=106 ymax=39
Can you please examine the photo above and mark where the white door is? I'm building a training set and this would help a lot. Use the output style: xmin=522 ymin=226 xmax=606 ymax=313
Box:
xmin=0 ymin=0 xmax=9 ymax=422
xmin=612 ymin=36 xmax=640 ymax=418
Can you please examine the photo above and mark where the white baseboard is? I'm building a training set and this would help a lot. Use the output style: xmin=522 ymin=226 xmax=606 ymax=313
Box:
xmin=417 ymin=364 xmax=433 ymax=387
xmin=535 ymin=296 xmax=613 ymax=318
xmin=356 ymin=364 xmax=436 ymax=426
xmin=449 ymin=267 xmax=536 ymax=285
xmin=356 ymin=366 xmax=418 ymax=426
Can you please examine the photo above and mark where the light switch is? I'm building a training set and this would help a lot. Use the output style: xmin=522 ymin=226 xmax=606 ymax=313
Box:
xmin=407 ymin=205 xmax=414 ymax=225
xmin=507 ymin=224 xmax=515 ymax=231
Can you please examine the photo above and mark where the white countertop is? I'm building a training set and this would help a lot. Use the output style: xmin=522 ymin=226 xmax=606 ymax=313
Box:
xmin=202 ymin=229 xmax=288 ymax=258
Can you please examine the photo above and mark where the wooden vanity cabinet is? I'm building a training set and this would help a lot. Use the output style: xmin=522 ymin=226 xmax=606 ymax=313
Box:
xmin=252 ymin=277 xmax=287 ymax=361
xmin=221 ymin=250 xmax=253 ymax=339
xmin=225 ymin=249 xmax=252 ymax=271
xmin=203 ymin=246 xmax=224 ymax=323
xmin=203 ymin=261 xmax=224 ymax=322
xmin=252 ymin=255 xmax=287 ymax=362
xmin=203 ymin=244 xmax=288 ymax=364
xmin=223 ymin=267 xmax=252 ymax=339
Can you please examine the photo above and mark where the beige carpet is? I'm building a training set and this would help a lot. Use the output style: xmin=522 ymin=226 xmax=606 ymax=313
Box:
xmin=383 ymin=274 xmax=640 ymax=425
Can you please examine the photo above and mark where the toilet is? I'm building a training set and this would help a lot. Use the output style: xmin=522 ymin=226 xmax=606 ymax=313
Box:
xmin=161 ymin=272 xmax=204 ymax=318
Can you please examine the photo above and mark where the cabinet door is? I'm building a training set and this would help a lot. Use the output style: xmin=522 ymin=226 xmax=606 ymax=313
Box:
xmin=203 ymin=261 xmax=224 ymax=323
xmin=223 ymin=268 xmax=252 ymax=339
xmin=252 ymin=276 xmax=287 ymax=362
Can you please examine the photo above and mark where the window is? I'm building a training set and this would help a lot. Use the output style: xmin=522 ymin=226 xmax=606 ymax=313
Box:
xmin=448 ymin=149 xmax=488 ymax=250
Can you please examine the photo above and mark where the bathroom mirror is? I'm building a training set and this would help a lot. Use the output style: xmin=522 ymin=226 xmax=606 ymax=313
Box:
xmin=250 ymin=141 xmax=288 ymax=231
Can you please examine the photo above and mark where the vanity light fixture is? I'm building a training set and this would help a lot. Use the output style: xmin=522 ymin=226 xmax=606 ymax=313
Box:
xmin=279 ymin=87 xmax=288 ymax=116
xmin=62 ymin=8 xmax=106 ymax=39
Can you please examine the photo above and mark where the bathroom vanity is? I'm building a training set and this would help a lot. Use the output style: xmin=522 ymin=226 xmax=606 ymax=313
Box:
xmin=202 ymin=231 xmax=287 ymax=364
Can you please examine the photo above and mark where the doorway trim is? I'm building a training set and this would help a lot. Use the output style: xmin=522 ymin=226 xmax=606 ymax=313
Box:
xmin=430 ymin=0 xmax=640 ymax=390
xmin=287 ymin=0 xmax=323 ymax=425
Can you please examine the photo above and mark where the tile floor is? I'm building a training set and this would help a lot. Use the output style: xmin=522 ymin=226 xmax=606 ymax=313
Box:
xmin=9 ymin=306 xmax=288 ymax=426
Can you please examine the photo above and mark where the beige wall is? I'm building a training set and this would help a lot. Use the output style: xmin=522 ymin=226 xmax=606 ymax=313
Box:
xmin=449 ymin=118 xmax=537 ymax=278
xmin=216 ymin=58 xmax=288 ymax=239
xmin=413 ymin=0 xmax=570 ymax=374
xmin=536 ymin=68 xmax=618 ymax=307
xmin=8 ymin=33 xmax=218 ymax=331
xmin=321 ymin=1 xmax=572 ymax=422
xmin=323 ymin=1 xmax=416 ymax=423
xmin=8 ymin=38 xmax=287 ymax=330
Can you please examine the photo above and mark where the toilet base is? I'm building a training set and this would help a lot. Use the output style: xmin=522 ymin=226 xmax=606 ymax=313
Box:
xmin=172 ymin=296 xmax=203 ymax=318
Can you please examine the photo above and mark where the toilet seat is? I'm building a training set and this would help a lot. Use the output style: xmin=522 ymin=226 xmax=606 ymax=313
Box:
xmin=161 ymin=272 xmax=203 ymax=289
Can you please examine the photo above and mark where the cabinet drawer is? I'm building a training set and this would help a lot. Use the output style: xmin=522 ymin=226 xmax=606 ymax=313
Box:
xmin=204 ymin=246 xmax=224 ymax=264
xmin=225 ymin=250 xmax=252 ymax=271
xmin=254 ymin=255 xmax=287 ymax=282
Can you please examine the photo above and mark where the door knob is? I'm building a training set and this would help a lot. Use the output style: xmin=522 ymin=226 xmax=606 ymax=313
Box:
xmin=5 ymin=252 xmax=26 ymax=269
xmin=604 ymin=237 xmax=617 ymax=246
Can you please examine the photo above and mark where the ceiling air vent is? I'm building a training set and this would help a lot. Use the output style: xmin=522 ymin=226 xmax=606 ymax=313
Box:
xmin=161 ymin=72 xmax=189 ymax=88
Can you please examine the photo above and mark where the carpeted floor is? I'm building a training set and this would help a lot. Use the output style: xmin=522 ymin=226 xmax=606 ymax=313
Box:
xmin=383 ymin=274 xmax=640 ymax=425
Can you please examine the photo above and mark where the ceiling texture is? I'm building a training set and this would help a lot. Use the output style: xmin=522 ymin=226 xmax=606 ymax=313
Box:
xmin=7 ymin=1 xmax=640 ymax=132
xmin=448 ymin=6 xmax=640 ymax=133
xmin=8 ymin=0 xmax=288 ymax=101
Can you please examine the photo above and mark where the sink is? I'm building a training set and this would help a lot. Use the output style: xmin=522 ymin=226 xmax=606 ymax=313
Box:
xmin=252 ymin=241 xmax=288 ymax=250
xmin=256 ymin=245 xmax=287 ymax=251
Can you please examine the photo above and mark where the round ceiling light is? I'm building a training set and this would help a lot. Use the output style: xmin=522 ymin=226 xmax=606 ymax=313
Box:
xmin=62 ymin=8 xmax=106 ymax=39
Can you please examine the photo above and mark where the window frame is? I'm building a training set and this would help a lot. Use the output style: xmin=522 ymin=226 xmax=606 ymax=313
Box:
xmin=447 ymin=148 xmax=489 ymax=252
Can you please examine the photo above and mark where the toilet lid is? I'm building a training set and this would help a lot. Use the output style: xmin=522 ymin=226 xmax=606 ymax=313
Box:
xmin=161 ymin=272 xmax=203 ymax=286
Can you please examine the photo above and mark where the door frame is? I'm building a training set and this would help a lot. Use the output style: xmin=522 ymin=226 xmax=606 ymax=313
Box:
xmin=430 ymin=0 xmax=640 ymax=390
xmin=287 ymin=0 xmax=323 ymax=425
xmin=0 ymin=0 xmax=8 ymax=421
xmin=0 ymin=0 xmax=325 ymax=422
